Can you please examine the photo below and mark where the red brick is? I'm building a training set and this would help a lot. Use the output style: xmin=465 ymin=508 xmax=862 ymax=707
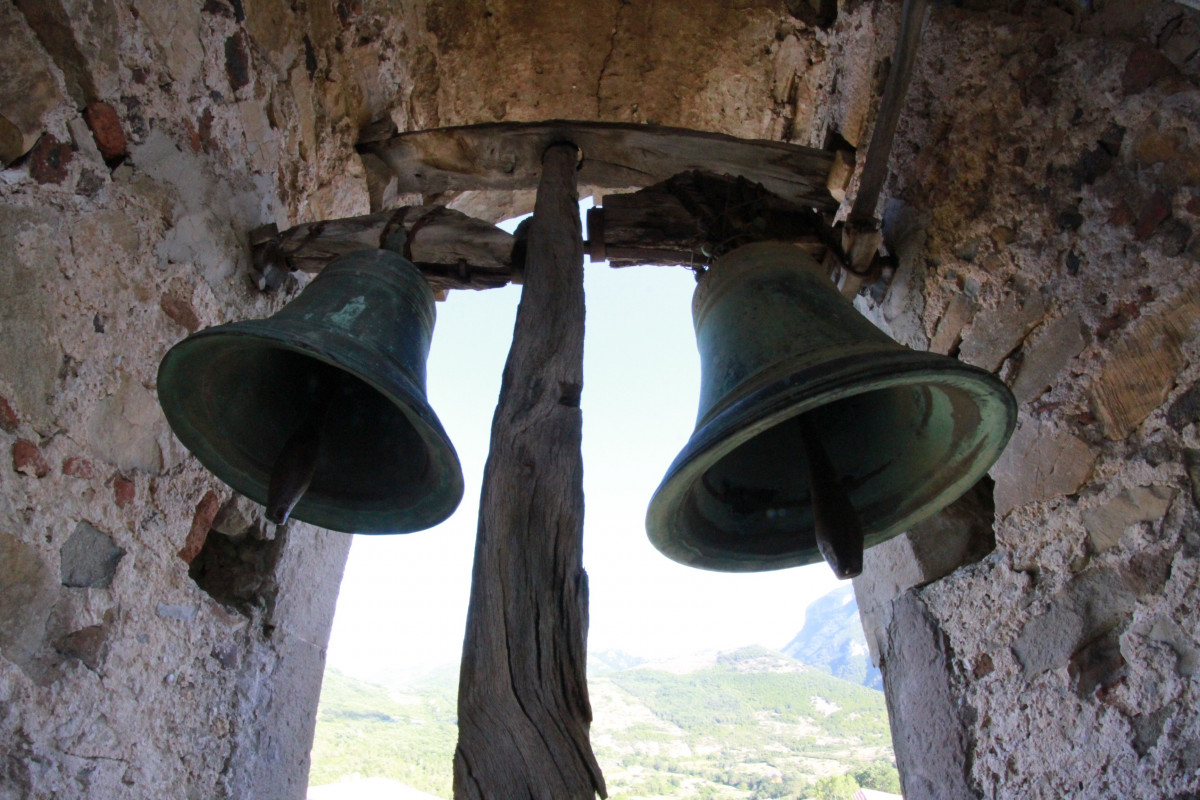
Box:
xmin=28 ymin=134 xmax=72 ymax=185
xmin=55 ymin=624 xmax=108 ymax=670
xmin=62 ymin=457 xmax=96 ymax=479
xmin=13 ymin=440 xmax=50 ymax=478
xmin=1097 ymin=301 xmax=1142 ymax=341
xmin=160 ymin=292 xmax=201 ymax=332
xmin=1122 ymin=44 xmax=1180 ymax=96
xmin=83 ymin=102 xmax=127 ymax=161
xmin=113 ymin=476 xmax=135 ymax=508
xmin=1133 ymin=129 xmax=1184 ymax=167
xmin=198 ymin=108 xmax=215 ymax=153
xmin=1108 ymin=199 xmax=1135 ymax=228
xmin=0 ymin=395 xmax=17 ymax=434
xmin=1135 ymin=191 xmax=1171 ymax=241
xmin=184 ymin=108 xmax=216 ymax=154
xmin=179 ymin=490 xmax=221 ymax=563
xmin=184 ymin=119 xmax=202 ymax=153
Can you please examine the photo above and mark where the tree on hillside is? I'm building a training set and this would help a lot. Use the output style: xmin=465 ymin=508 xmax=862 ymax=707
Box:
xmin=809 ymin=773 xmax=860 ymax=800
xmin=854 ymin=758 xmax=902 ymax=793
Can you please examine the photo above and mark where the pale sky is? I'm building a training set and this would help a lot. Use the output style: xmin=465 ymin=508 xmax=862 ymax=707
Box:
xmin=325 ymin=201 xmax=844 ymax=682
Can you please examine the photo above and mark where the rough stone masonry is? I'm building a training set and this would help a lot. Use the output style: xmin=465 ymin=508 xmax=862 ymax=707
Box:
xmin=0 ymin=1 xmax=1199 ymax=799
xmin=851 ymin=2 xmax=1200 ymax=798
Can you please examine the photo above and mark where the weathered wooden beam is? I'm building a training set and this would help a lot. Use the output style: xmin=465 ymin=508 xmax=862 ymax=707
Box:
xmin=253 ymin=206 xmax=516 ymax=293
xmin=825 ymin=148 xmax=856 ymax=204
xmin=358 ymin=120 xmax=839 ymax=212
xmin=454 ymin=143 xmax=606 ymax=800
xmin=830 ymin=0 xmax=928 ymax=297
xmin=253 ymin=170 xmax=848 ymax=290
xmin=848 ymin=0 xmax=930 ymax=225
xmin=587 ymin=171 xmax=831 ymax=268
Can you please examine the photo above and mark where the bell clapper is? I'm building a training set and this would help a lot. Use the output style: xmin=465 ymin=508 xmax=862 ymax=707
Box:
xmin=265 ymin=370 xmax=344 ymax=525
xmin=798 ymin=416 xmax=865 ymax=580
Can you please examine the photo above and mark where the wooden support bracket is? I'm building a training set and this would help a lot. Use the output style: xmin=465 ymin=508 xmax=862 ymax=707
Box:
xmin=586 ymin=171 xmax=832 ymax=269
xmin=358 ymin=120 xmax=838 ymax=212
xmin=252 ymin=171 xmax=840 ymax=293
xmin=251 ymin=206 xmax=516 ymax=294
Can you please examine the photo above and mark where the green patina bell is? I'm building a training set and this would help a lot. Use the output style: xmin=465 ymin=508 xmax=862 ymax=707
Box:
xmin=646 ymin=241 xmax=1016 ymax=577
xmin=157 ymin=249 xmax=463 ymax=534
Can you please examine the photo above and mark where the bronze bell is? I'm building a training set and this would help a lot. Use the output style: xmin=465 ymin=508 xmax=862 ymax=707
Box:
xmin=646 ymin=241 xmax=1016 ymax=578
xmin=157 ymin=248 xmax=464 ymax=534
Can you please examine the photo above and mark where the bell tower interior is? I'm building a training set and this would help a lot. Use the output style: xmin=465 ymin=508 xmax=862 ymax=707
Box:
xmin=2 ymin=1 xmax=1200 ymax=798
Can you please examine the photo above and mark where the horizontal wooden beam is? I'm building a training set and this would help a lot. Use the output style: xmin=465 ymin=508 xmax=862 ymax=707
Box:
xmin=586 ymin=171 xmax=832 ymax=269
xmin=252 ymin=173 xmax=847 ymax=292
xmin=253 ymin=206 xmax=517 ymax=293
xmin=358 ymin=120 xmax=838 ymax=212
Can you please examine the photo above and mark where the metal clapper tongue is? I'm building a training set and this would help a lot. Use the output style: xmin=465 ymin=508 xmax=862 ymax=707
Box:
xmin=799 ymin=415 xmax=864 ymax=579
xmin=265 ymin=368 xmax=344 ymax=525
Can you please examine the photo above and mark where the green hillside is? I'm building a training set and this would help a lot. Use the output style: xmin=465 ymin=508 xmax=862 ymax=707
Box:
xmin=594 ymin=647 xmax=895 ymax=799
xmin=308 ymin=669 xmax=458 ymax=798
xmin=310 ymin=648 xmax=896 ymax=799
xmin=609 ymin=647 xmax=887 ymax=741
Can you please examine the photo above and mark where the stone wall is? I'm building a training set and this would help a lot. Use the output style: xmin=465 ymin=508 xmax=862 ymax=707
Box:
xmin=852 ymin=2 xmax=1200 ymax=798
xmin=0 ymin=1 xmax=375 ymax=797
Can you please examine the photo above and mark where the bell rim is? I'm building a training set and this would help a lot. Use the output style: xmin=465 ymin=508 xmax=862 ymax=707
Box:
xmin=645 ymin=348 xmax=1017 ymax=573
xmin=157 ymin=321 xmax=464 ymax=534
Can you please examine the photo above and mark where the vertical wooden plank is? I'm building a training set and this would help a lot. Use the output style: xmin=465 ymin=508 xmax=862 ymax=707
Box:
xmin=849 ymin=0 xmax=930 ymax=225
xmin=453 ymin=143 xmax=606 ymax=800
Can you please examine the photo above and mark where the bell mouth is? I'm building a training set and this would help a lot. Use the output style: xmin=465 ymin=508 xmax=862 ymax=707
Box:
xmin=645 ymin=351 xmax=1016 ymax=572
xmin=157 ymin=327 xmax=464 ymax=534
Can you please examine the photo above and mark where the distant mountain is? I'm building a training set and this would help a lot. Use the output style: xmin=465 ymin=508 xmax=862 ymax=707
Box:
xmin=782 ymin=584 xmax=883 ymax=690
xmin=596 ymin=645 xmax=895 ymax=798
xmin=588 ymin=648 xmax=646 ymax=675
xmin=309 ymin=669 xmax=458 ymax=799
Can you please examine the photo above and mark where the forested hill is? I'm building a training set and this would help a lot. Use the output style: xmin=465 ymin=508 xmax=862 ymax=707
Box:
xmin=782 ymin=584 xmax=883 ymax=690
xmin=311 ymin=646 xmax=898 ymax=799
xmin=592 ymin=646 xmax=895 ymax=798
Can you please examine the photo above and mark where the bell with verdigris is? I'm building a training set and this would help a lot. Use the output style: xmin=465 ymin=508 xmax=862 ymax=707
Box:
xmin=646 ymin=241 xmax=1016 ymax=578
xmin=157 ymin=248 xmax=463 ymax=534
